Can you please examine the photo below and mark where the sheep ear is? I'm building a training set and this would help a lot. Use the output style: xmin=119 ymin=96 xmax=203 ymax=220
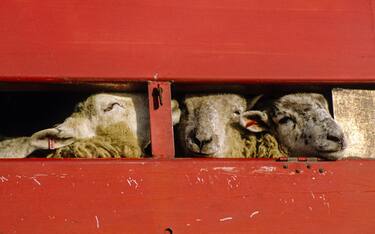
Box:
xmin=171 ymin=99 xmax=181 ymax=125
xmin=29 ymin=128 xmax=75 ymax=150
xmin=248 ymin=95 xmax=263 ymax=109
xmin=240 ymin=111 xmax=269 ymax=133
xmin=309 ymin=93 xmax=329 ymax=110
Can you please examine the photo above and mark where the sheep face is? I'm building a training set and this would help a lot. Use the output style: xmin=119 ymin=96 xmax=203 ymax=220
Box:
xmin=178 ymin=94 xmax=246 ymax=157
xmin=241 ymin=93 xmax=347 ymax=159
xmin=271 ymin=94 xmax=346 ymax=158
xmin=52 ymin=93 xmax=150 ymax=150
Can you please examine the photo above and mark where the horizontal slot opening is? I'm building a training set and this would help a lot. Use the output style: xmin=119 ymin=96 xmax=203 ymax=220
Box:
xmin=0 ymin=82 xmax=151 ymax=159
xmin=172 ymin=83 xmax=375 ymax=160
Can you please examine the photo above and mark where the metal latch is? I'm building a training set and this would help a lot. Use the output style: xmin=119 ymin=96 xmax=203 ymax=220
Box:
xmin=152 ymin=84 xmax=163 ymax=110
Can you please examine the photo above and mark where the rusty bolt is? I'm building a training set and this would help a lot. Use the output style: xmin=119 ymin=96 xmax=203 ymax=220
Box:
xmin=319 ymin=168 xmax=325 ymax=173
xmin=295 ymin=169 xmax=301 ymax=173
xmin=283 ymin=164 xmax=288 ymax=169
xmin=306 ymin=164 xmax=311 ymax=169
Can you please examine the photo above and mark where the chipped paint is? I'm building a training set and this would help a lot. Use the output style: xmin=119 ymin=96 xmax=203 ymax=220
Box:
xmin=185 ymin=175 xmax=193 ymax=185
xmin=227 ymin=175 xmax=239 ymax=189
xmin=32 ymin=177 xmax=41 ymax=186
xmin=95 ymin=215 xmax=100 ymax=229
xmin=252 ymin=166 xmax=276 ymax=174
xmin=195 ymin=219 xmax=202 ymax=222
xmin=127 ymin=177 xmax=139 ymax=189
xmin=219 ymin=217 xmax=233 ymax=222
xmin=0 ymin=176 xmax=8 ymax=182
xmin=250 ymin=211 xmax=260 ymax=218
xmin=196 ymin=176 xmax=205 ymax=184
xmin=213 ymin=167 xmax=238 ymax=173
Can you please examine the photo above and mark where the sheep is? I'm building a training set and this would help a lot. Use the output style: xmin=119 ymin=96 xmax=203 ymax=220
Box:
xmin=47 ymin=122 xmax=142 ymax=158
xmin=0 ymin=129 xmax=74 ymax=158
xmin=176 ymin=94 xmax=287 ymax=158
xmin=239 ymin=93 xmax=347 ymax=160
xmin=0 ymin=93 xmax=181 ymax=158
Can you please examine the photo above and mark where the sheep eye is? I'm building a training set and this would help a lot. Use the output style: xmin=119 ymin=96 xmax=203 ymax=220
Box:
xmin=233 ymin=110 xmax=241 ymax=115
xmin=278 ymin=116 xmax=293 ymax=124
xmin=104 ymin=102 xmax=121 ymax=112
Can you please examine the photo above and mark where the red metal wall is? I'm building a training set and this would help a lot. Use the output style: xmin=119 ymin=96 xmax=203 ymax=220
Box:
xmin=0 ymin=159 xmax=375 ymax=233
xmin=0 ymin=0 xmax=374 ymax=83
xmin=1 ymin=1 xmax=375 ymax=233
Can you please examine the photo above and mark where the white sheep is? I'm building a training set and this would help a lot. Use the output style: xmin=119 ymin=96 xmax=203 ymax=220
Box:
xmin=0 ymin=93 xmax=181 ymax=158
xmin=239 ymin=93 xmax=347 ymax=160
xmin=176 ymin=94 xmax=287 ymax=158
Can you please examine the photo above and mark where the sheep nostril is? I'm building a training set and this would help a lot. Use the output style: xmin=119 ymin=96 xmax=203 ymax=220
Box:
xmin=202 ymin=137 xmax=213 ymax=145
xmin=192 ymin=135 xmax=213 ymax=150
xmin=327 ymin=134 xmax=342 ymax=143
xmin=192 ymin=135 xmax=202 ymax=147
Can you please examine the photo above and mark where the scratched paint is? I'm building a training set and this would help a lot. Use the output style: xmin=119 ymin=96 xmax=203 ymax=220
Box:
xmin=226 ymin=175 xmax=239 ymax=189
xmin=252 ymin=166 xmax=276 ymax=174
xmin=250 ymin=211 xmax=260 ymax=218
xmin=31 ymin=177 xmax=41 ymax=186
xmin=219 ymin=217 xmax=233 ymax=222
xmin=0 ymin=176 xmax=8 ymax=182
xmin=95 ymin=216 xmax=100 ymax=229
xmin=212 ymin=167 xmax=238 ymax=173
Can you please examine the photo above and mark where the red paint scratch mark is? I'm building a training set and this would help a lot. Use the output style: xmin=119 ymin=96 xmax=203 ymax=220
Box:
xmin=0 ymin=176 xmax=8 ymax=182
xmin=250 ymin=211 xmax=260 ymax=218
xmin=95 ymin=215 xmax=100 ymax=229
xmin=32 ymin=177 xmax=41 ymax=186
xmin=219 ymin=217 xmax=233 ymax=222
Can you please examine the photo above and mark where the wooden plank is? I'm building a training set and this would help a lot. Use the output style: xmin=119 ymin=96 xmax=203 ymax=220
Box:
xmin=0 ymin=159 xmax=374 ymax=233
xmin=333 ymin=89 xmax=375 ymax=158
xmin=0 ymin=0 xmax=374 ymax=82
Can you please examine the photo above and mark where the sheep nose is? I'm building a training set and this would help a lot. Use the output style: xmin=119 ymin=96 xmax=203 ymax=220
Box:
xmin=192 ymin=135 xmax=213 ymax=150
xmin=327 ymin=134 xmax=343 ymax=145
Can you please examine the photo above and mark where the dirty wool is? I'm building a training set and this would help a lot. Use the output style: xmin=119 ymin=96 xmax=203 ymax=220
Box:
xmin=48 ymin=122 xmax=142 ymax=158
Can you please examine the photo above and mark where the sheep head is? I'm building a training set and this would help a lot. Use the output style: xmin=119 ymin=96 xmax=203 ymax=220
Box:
xmin=29 ymin=93 xmax=150 ymax=154
xmin=177 ymin=94 xmax=247 ymax=157
xmin=240 ymin=93 xmax=347 ymax=160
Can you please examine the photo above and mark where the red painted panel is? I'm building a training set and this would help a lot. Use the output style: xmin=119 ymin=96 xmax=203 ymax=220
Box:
xmin=147 ymin=81 xmax=175 ymax=158
xmin=0 ymin=159 xmax=374 ymax=233
xmin=0 ymin=0 xmax=374 ymax=82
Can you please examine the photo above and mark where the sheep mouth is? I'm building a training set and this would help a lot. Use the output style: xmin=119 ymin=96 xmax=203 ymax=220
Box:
xmin=315 ymin=148 xmax=346 ymax=160
xmin=317 ymin=149 xmax=342 ymax=153
xmin=188 ymin=151 xmax=217 ymax=157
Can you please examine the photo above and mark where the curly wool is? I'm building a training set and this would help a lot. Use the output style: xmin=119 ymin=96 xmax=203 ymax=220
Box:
xmin=47 ymin=122 xmax=142 ymax=158
xmin=243 ymin=133 xmax=288 ymax=159
xmin=209 ymin=126 xmax=288 ymax=158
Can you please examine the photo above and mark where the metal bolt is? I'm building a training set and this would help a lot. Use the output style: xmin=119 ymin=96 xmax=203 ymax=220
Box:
xmin=283 ymin=164 xmax=288 ymax=169
xmin=306 ymin=164 xmax=311 ymax=169
xmin=318 ymin=168 xmax=325 ymax=173
xmin=165 ymin=228 xmax=173 ymax=234
xmin=295 ymin=169 xmax=301 ymax=173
